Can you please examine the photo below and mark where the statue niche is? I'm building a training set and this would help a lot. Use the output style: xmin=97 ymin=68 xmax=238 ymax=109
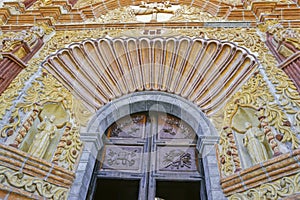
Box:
xmin=231 ymin=106 xmax=273 ymax=168
xmin=19 ymin=103 xmax=69 ymax=161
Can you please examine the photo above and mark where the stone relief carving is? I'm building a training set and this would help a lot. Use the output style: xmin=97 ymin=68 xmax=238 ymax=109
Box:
xmin=102 ymin=146 xmax=142 ymax=171
xmin=0 ymin=25 xmax=45 ymax=59
xmin=53 ymin=125 xmax=82 ymax=171
xmin=243 ymin=122 xmax=269 ymax=165
xmin=162 ymin=149 xmax=192 ymax=170
xmin=0 ymin=27 xmax=299 ymax=179
xmin=169 ymin=5 xmax=224 ymax=22
xmin=159 ymin=115 xmax=195 ymax=140
xmin=229 ymin=172 xmax=300 ymax=200
xmin=109 ymin=115 xmax=145 ymax=138
xmin=31 ymin=0 xmax=52 ymax=9
xmin=158 ymin=147 xmax=198 ymax=172
xmin=0 ymin=165 xmax=68 ymax=200
xmin=17 ymin=103 xmax=69 ymax=161
xmin=92 ymin=3 xmax=224 ymax=23
xmin=0 ymin=71 xmax=82 ymax=171
xmin=27 ymin=115 xmax=57 ymax=159
xmin=132 ymin=1 xmax=177 ymax=22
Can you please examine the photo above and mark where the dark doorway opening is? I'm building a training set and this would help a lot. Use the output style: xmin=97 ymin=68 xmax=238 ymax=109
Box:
xmin=156 ymin=181 xmax=201 ymax=200
xmin=93 ymin=179 xmax=139 ymax=200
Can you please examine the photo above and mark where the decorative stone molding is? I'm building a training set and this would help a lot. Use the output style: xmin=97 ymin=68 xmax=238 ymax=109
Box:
xmin=0 ymin=144 xmax=75 ymax=199
xmin=0 ymin=166 xmax=68 ymax=200
xmin=221 ymin=148 xmax=300 ymax=197
xmin=198 ymin=135 xmax=220 ymax=157
xmin=42 ymin=36 xmax=258 ymax=115
xmin=229 ymin=168 xmax=300 ymax=199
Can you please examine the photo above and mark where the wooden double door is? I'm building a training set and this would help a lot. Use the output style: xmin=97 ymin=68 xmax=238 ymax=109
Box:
xmin=87 ymin=112 xmax=207 ymax=200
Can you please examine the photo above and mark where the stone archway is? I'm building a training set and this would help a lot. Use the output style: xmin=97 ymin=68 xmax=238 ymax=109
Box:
xmin=69 ymin=92 xmax=221 ymax=200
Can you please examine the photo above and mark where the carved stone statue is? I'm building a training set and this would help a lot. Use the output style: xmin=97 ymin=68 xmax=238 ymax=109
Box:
xmin=27 ymin=115 xmax=57 ymax=159
xmin=243 ymin=122 xmax=268 ymax=164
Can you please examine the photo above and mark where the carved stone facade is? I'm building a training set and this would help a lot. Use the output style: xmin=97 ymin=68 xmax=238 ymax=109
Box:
xmin=0 ymin=0 xmax=300 ymax=200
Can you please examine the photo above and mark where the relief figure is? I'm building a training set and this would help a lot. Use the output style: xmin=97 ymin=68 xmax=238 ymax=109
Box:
xmin=27 ymin=115 xmax=57 ymax=158
xmin=243 ymin=122 xmax=268 ymax=164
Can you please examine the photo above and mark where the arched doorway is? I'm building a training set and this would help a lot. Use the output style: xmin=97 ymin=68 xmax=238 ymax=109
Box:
xmin=70 ymin=92 xmax=222 ymax=200
xmin=87 ymin=111 xmax=206 ymax=200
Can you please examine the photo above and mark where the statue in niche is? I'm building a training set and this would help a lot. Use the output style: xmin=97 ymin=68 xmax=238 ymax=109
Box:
xmin=243 ymin=122 xmax=268 ymax=164
xmin=27 ymin=115 xmax=57 ymax=159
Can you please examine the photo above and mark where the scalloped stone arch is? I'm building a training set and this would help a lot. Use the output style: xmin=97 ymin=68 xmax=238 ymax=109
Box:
xmin=42 ymin=36 xmax=258 ymax=116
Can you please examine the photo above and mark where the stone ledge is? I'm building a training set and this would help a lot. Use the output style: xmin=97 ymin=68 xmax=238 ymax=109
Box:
xmin=0 ymin=143 xmax=75 ymax=188
xmin=220 ymin=149 xmax=300 ymax=196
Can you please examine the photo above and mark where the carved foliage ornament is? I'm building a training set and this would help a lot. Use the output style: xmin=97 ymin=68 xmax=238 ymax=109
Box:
xmin=229 ymin=172 xmax=300 ymax=199
xmin=218 ymin=71 xmax=298 ymax=176
xmin=0 ymin=166 xmax=68 ymax=200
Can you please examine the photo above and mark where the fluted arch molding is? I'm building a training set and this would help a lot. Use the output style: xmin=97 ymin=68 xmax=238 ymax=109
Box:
xmin=42 ymin=36 xmax=258 ymax=116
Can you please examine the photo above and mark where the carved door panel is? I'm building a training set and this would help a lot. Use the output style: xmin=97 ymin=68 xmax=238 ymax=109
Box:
xmin=90 ymin=112 xmax=205 ymax=200
xmin=148 ymin=113 xmax=204 ymax=200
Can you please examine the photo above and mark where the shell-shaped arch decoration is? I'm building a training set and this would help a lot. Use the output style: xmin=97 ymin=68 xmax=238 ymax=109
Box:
xmin=42 ymin=36 xmax=259 ymax=115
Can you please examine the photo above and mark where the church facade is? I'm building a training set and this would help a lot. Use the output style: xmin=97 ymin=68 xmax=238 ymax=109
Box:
xmin=0 ymin=0 xmax=300 ymax=199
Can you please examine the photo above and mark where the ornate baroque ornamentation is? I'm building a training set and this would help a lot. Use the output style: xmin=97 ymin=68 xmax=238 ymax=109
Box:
xmin=169 ymin=5 xmax=224 ymax=22
xmin=218 ymin=71 xmax=298 ymax=176
xmin=229 ymin=172 xmax=300 ymax=200
xmin=95 ymin=7 xmax=136 ymax=23
xmin=93 ymin=5 xmax=224 ymax=23
xmin=0 ymin=71 xmax=82 ymax=171
xmin=53 ymin=125 xmax=83 ymax=171
xmin=1 ymin=27 xmax=300 ymax=176
xmin=0 ymin=165 xmax=68 ymax=200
